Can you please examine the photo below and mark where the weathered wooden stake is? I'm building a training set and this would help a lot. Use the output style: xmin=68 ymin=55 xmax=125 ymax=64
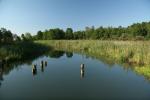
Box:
xmin=41 ymin=61 xmax=44 ymax=67
xmin=80 ymin=64 xmax=85 ymax=79
xmin=32 ymin=64 xmax=37 ymax=75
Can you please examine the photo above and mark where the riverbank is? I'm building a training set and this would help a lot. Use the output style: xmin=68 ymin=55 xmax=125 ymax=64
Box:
xmin=0 ymin=41 xmax=49 ymax=61
xmin=36 ymin=40 xmax=150 ymax=65
xmin=36 ymin=40 xmax=150 ymax=80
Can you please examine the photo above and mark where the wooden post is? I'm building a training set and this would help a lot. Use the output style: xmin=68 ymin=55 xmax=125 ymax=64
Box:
xmin=80 ymin=64 xmax=84 ymax=70
xmin=32 ymin=64 xmax=37 ymax=75
xmin=41 ymin=61 xmax=44 ymax=67
xmin=80 ymin=64 xmax=85 ymax=79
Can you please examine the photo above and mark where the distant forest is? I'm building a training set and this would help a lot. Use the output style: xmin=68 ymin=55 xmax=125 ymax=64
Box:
xmin=1 ymin=21 xmax=150 ymax=43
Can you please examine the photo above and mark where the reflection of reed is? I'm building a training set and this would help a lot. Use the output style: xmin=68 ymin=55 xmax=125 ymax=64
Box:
xmin=80 ymin=64 xmax=85 ymax=79
xmin=0 ymin=69 xmax=3 ymax=80
xmin=0 ymin=64 xmax=4 ymax=87
xmin=0 ymin=62 xmax=4 ymax=81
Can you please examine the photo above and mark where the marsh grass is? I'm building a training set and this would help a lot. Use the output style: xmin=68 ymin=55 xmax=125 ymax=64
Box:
xmin=0 ymin=41 xmax=49 ymax=61
xmin=36 ymin=40 xmax=150 ymax=65
xmin=36 ymin=40 xmax=150 ymax=80
xmin=134 ymin=66 xmax=150 ymax=80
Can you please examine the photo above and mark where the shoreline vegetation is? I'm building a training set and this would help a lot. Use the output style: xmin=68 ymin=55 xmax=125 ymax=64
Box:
xmin=0 ymin=42 xmax=49 ymax=61
xmin=36 ymin=40 xmax=150 ymax=80
xmin=36 ymin=40 xmax=149 ymax=66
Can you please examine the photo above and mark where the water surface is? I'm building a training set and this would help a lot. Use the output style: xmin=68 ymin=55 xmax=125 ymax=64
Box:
xmin=0 ymin=51 xmax=150 ymax=100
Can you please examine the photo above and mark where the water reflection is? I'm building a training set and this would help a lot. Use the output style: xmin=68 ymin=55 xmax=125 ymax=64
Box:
xmin=66 ymin=52 xmax=73 ymax=58
xmin=0 ymin=66 xmax=4 ymax=87
xmin=1 ymin=48 xmax=150 ymax=85
xmin=41 ymin=65 xmax=44 ymax=72
xmin=46 ymin=50 xmax=65 ymax=58
xmin=0 ymin=50 xmax=72 ymax=79
xmin=80 ymin=69 xmax=85 ymax=79
xmin=44 ymin=61 xmax=47 ymax=66
xmin=1 ymin=49 xmax=150 ymax=99
xmin=45 ymin=50 xmax=74 ymax=59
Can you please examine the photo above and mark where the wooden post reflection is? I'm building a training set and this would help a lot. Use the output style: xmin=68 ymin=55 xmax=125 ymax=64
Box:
xmin=41 ymin=64 xmax=44 ymax=72
xmin=44 ymin=61 xmax=47 ymax=67
xmin=41 ymin=61 xmax=44 ymax=67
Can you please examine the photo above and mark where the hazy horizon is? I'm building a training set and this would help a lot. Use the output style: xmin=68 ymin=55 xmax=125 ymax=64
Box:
xmin=0 ymin=0 xmax=150 ymax=35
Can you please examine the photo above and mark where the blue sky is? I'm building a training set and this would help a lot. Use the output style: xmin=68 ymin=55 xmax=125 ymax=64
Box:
xmin=0 ymin=0 xmax=150 ymax=35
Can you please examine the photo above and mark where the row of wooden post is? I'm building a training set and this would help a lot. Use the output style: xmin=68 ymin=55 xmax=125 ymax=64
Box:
xmin=32 ymin=61 xmax=47 ymax=75
xmin=32 ymin=62 xmax=85 ymax=78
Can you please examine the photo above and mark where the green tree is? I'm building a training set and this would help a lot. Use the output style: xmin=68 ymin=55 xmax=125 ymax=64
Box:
xmin=21 ymin=34 xmax=26 ymax=41
xmin=37 ymin=31 xmax=43 ymax=40
xmin=13 ymin=34 xmax=21 ymax=42
xmin=65 ymin=28 xmax=73 ymax=39
xmin=1 ymin=28 xmax=13 ymax=43
xmin=0 ymin=30 xmax=2 ymax=43
xmin=24 ymin=33 xmax=33 ymax=41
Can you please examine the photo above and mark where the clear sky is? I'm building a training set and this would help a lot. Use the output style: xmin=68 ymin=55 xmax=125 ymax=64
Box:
xmin=0 ymin=0 xmax=150 ymax=35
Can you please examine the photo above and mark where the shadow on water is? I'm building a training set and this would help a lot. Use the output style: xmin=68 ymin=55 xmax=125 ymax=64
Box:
xmin=45 ymin=50 xmax=73 ymax=59
xmin=0 ymin=49 xmax=75 ymax=86
xmin=1 ymin=48 xmax=150 ymax=87
xmin=0 ymin=65 xmax=4 ymax=87
xmin=1 ymin=48 xmax=150 ymax=99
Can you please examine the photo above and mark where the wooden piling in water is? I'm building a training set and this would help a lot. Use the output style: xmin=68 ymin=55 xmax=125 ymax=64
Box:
xmin=80 ymin=64 xmax=85 ymax=79
xmin=41 ymin=61 xmax=44 ymax=67
xmin=32 ymin=64 xmax=37 ymax=75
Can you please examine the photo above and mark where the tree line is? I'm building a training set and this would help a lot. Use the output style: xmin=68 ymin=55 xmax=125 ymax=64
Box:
xmin=1 ymin=21 xmax=150 ymax=42
xmin=35 ymin=22 xmax=150 ymax=40
xmin=0 ymin=28 xmax=33 ymax=44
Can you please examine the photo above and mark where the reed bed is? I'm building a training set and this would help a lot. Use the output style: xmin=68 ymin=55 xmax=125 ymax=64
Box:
xmin=0 ymin=42 xmax=49 ymax=61
xmin=36 ymin=40 xmax=150 ymax=80
xmin=36 ymin=40 xmax=150 ymax=65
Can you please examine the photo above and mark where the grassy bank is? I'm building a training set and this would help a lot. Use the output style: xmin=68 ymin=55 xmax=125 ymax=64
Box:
xmin=36 ymin=40 xmax=150 ymax=65
xmin=36 ymin=40 xmax=150 ymax=80
xmin=0 ymin=41 xmax=49 ymax=61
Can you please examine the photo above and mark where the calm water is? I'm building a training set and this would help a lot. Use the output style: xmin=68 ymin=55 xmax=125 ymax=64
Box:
xmin=0 ymin=51 xmax=150 ymax=100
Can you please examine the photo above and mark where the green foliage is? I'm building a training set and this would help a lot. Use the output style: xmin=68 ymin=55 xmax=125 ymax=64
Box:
xmin=134 ymin=66 xmax=150 ymax=80
xmin=65 ymin=28 xmax=73 ymax=39
xmin=21 ymin=34 xmax=27 ymax=41
xmin=0 ymin=41 xmax=49 ymax=61
xmin=24 ymin=33 xmax=33 ymax=41
xmin=34 ymin=21 xmax=150 ymax=40
xmin=40 ymin=28 xmax=65 ymax=40
xmin=36 ymin=40 xmax=150 ymax=66
xmin=0 ymin=28 xmax=13 ymax=43
xmin=37 ymin=31 xmax=43 ymax=40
